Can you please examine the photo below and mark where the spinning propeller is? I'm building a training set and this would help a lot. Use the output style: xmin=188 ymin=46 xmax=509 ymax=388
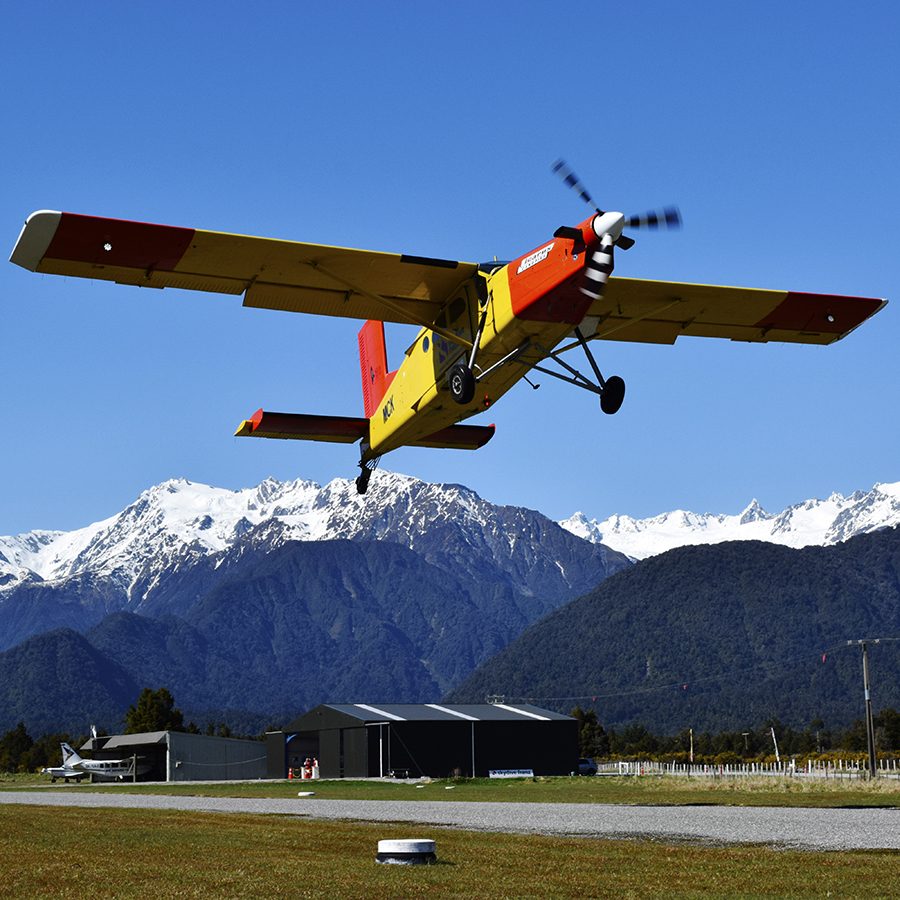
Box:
xmin=552 ymin=158 xmax=681 ymax=301
xmin=549 ymin=159 xmax=682 ymax=415
xmin=552 ymin=158 xmax=681 ymax=239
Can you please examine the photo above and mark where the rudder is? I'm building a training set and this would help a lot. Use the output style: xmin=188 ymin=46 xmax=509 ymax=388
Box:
xmin=358 ymin=320 xmax=396 ymax=418
xmin=61 ymin=742 xmax=82 ymax=765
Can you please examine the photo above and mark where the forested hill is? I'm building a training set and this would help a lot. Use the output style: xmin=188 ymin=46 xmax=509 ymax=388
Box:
xmin=0 ymin=530 xmax=627 ymax=734
xmin=0 ymin=628 xmax=138 ymax=734
xmin=447 ymin=527 xmax=900 ymax=734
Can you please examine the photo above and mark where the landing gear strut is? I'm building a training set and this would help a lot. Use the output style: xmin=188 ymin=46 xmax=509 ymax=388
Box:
xmin=570 ymin=326 xmax=626 ymax=415
xmin=526 ymin=328 xmax=626 ymax=414
xmin=447 ymin=307 xmax=488 ymax=406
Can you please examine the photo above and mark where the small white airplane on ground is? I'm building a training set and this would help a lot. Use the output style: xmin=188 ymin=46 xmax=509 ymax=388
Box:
xmin=52 ymin=742 xmax=146 ymax=782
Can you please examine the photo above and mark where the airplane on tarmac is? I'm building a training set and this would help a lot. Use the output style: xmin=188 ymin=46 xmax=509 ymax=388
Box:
xmin=52 ymin=742 xmax=148 ymax=782
xmin=10 ymin=161 xmax=886 ymax=495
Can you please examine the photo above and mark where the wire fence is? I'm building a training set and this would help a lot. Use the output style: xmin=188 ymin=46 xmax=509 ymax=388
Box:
xmin=599 ymin=758 xmax=900 ymax=780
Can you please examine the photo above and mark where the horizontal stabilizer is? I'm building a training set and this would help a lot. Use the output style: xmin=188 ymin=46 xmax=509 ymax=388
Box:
xmin=408 ymin=423 xmax=496 ymax=451
xmin=235 ymin=410 xmax=494 ymax=451
xmin=235 ymin=410 xmax=368 ymax=443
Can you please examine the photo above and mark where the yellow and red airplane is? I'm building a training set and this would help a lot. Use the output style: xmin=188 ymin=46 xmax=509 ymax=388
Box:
xmin=10 ymin=162 xmax=886 ymax=494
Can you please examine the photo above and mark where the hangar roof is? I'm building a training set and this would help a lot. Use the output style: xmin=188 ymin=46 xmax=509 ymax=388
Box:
xmin=79 ymin=731 xmax=169 ymax=751
xmin=293 ymin=703 xmax=572 ymax=726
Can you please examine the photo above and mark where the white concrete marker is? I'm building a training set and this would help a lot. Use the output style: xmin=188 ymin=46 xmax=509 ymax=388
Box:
xmin=376 ymin=839 xmax=437 ymax=865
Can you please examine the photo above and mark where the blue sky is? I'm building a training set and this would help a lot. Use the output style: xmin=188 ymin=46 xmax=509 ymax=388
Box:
xmin=3 ymin=1 xmax=898 ymax=534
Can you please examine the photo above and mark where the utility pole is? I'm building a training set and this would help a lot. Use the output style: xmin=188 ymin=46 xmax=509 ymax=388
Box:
xmin=848 ymin=639 xmax=879 ymax=778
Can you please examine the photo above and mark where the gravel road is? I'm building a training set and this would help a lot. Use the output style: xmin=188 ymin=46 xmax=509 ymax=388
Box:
xmin=3 ymin=791 xmax=897 ymax=851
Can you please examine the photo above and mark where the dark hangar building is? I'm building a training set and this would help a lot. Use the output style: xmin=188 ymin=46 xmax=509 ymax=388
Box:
xmin=79 ymin=731 xmax=268 ymax=782
xmin=268 ymin=703 xmax=577 ymax=778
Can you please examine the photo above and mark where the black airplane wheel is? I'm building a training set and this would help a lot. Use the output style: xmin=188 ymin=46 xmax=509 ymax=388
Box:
xmin=448 ymin=363 xmax=476 ymax=405
xmin=355 ymin=471 xmax=370 ymax=495
xmin=600 ymin=375 xmax=625 ymax=415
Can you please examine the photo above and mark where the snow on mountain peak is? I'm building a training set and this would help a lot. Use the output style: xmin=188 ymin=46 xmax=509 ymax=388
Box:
xmin=739 ymin=499 xmax=771 ymax=525
xmin=0 ymin=469 xmax=510 ymax=597
xmin=874 ymin=481 xmax=900 ymax=501
xmin=557 ymin=512 xmax=596 ymax=542
xmin=558 ymin=480 xmax=900 ymax=559
xmin=4 ymin=471 xmax=899 ymax=596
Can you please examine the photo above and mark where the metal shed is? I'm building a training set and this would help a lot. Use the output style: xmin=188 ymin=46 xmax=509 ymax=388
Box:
xmin=80 ymin=731 xmax=268 ymax=782
xmin=268 ymin=703 xmax=577 ymax=779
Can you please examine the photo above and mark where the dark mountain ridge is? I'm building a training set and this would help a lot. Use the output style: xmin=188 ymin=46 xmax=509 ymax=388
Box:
xmin=0 ymin=529 xmax=627 ymax=733
xmin=7 ymin=484 xmax=898 ymax=737
xmin=448 ymin=527 xmax=900 ymax=733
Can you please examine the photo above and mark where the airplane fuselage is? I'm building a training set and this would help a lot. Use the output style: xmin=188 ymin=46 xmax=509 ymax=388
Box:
xmin=366 ymin=217 xmax=597 ymax=458
xmin=74 ymin=759 xmax=137 ymax=781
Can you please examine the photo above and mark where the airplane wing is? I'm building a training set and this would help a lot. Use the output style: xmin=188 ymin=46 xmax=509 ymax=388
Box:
xmin=590 ymin=277 xmax=886 ymax=346
xmin=10 ymin=211 xmax=479 ymax=327
xmin=236 ymin=409 xmax=495 ymax=450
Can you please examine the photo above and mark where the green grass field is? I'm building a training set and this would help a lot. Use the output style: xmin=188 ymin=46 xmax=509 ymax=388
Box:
xmin=4 ymin=772 xmax=898 ymax=808
xmin=2 ymin=804 xmax=898 ymax=899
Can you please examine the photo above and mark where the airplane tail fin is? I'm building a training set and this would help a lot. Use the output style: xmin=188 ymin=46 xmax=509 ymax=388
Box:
xmin=358 ymin=320 xmax=396 ymax=418
xmin=61 ymin=742 xmax=82 ymax=765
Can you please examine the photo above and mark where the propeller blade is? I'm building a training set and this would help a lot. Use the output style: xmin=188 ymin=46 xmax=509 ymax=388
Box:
xmin=551 ymin=159 xmax=601 ymax=212
xmin=580 ymin=236 xmax=615 ymax=301
xmin=625 ymin=206 xmax=681 ymax=229
xmin=552 ymin=158 xmax=680 ymax=251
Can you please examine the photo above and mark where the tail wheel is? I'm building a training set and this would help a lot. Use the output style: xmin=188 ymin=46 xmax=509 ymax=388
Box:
xmin=448 ymin=363 xmax=476 ymax=405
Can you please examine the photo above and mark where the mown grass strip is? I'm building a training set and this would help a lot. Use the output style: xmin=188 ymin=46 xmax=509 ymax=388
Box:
xmin=5 ymin=773 xmax=898 ymax=808
xmin=2 ymin=805 xmax=898 ymax=899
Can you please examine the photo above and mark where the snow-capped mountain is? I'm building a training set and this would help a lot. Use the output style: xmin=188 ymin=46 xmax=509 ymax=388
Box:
xmin=559 ymin=481 xmax=900 ymax=560
xmin=3 ymin=470 xmax=899 ymax=732
xmin=0 ymin=470 xmax=623 ymax=600
xmin=0 ymin=470 xmax=629 ymax=665
xmin=4 ymin=473 xmax=899 ymax=595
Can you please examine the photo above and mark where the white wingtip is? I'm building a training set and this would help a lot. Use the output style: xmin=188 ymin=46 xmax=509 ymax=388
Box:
xmin=9 ymin=210 xmax=62 ymax=271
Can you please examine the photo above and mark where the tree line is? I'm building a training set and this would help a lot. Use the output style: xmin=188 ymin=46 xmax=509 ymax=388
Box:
xmin=0 ymin=687 xmax=264 ymax=774
xmin=7 ymin=688 xmax=900 ymax=773
xmin=572 ymin=706 xmax=900 ymax=763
